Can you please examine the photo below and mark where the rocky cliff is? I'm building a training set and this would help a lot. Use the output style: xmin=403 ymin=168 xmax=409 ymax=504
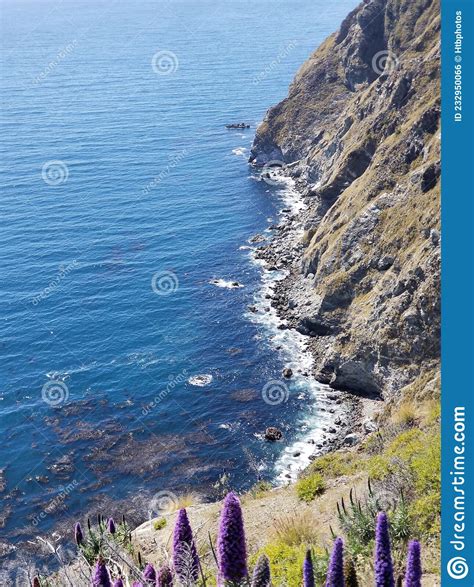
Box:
xmin=250 ymin=0 xmax=440 ymax=398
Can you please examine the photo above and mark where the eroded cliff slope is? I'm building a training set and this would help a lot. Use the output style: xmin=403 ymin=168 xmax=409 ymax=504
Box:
xmin=250 ymin=0 xmax=440 ymax=397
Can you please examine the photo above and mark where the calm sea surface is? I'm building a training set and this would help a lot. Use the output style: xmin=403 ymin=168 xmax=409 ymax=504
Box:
xmin=0 ymin=0 xmax=357 ymax=571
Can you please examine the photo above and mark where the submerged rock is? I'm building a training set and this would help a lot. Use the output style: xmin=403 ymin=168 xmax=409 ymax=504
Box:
xmin=264 ymin=427 xmax=283 ymax=441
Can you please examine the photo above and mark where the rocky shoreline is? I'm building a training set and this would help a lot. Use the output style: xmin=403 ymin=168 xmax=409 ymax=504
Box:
xmin=247 ymin=171 xmax=380 ymax=477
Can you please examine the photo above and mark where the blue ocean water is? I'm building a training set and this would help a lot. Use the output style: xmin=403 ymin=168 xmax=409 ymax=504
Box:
xmin=0 ymin=0 xmax=357 ymax=563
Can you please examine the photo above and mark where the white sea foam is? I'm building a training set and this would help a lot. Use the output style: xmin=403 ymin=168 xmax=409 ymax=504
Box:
xmin=188 ymin=374 xmax=213 ymax=386
xmin=232 ymin=147 xmax=248 ymax=157
xmin=210 ymin=278 xmax=244 ymax=289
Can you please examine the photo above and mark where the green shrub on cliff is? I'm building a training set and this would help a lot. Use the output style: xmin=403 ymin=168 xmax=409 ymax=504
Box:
xmin=306 ymin=452 xmax=359 ymax=479
xmin=296 ymin=473 xmax=326 ymax=502
xmin=366 ymin=425 xmax=440 ymax=540
xmin=250 ymin=543 xmax=328 ymax=587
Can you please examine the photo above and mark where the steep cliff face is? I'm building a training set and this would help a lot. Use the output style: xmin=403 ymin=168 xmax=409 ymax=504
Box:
xmin=250 ymin=0 xmax=440 ymax=397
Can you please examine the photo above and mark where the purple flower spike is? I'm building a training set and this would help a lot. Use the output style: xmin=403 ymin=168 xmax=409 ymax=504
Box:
xmin=74 ymin=522 xmax=84 ymax=546
xmin=303 ymin=550 xmax=315 ymax=587
xmin=113 ymin=580 xmax=124 ymax=587
xmin=172 ymin=508 xmax=199 ymax=582
xmin=404 ymin=541 xmax=422 ymax=587
xmin=375 ymin=512 xmax=395 ymax=587
xmin=107 ymin=518 xmax=116 ymax=534
xmin=132 ymin=583 xmax=144 ymax=587
xmin=251 ymin=554 xmax=271 ymax=587
xmin=217 ymin=492 xmax=248 ymax=585
xmin=143 ymin=563 xmax=156 ymax=583
xmin=326 ymin=538 xmax=344 ymax=587
xmin=92 ymin=560 xmax=112 ymax=587
xmin=157 ymin=565 xmax=174 ymax=587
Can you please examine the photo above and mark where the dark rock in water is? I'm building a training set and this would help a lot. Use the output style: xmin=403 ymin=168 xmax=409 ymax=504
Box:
xmin=283 ymin=367 xmax=293 ymax=378
xmin=293 ymin=451 xmax=301 ymax=457
xmin=264 ymin=427 xmax=283 ymax=441
xmin=226 ymin=122 xmax=250 ymax=129
xmin=249 ymin=234 xmax=266 ymax=243
xmin=248 ymin=305 xmax=257 ymax=313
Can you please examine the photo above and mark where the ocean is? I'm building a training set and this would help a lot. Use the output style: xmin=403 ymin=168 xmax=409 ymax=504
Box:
xmin=0 ymin=0 xmax=358 ymax=572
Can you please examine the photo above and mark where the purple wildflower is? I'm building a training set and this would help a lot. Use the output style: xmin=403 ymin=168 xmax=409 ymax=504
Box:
xmin=132 ymin=583 xmax=144 ymax=587
xmin=107 ymin=518 xmax=116 ymax=534
xmin=156 ymin=565 xmax=174 ymax=587
xmin=172 ymin=508 xmax=199 ymax=583
xmin=217 ymin=492 xmax=248 ymax=584
xmin=74 ymin=522 xmax=84 ymax=546
xmin=375 ymin=512 xmax=395 ymax=587
xmin=303 ymin=550 xmax=315 ymax=587
xmin=404 ymin=541 xmax=422 ymax=587
xmin=326 ymin=538 xmax=344 ymax=587
xmin=92 ymin=560 xmax=112 ymax=587
xmin=112 ymin=580 xmax=124 ymax=587
xmin=143 ymin=563 xmax=156 ymax=583
xmin=251 ymin=554 xmax=271 ymax=587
